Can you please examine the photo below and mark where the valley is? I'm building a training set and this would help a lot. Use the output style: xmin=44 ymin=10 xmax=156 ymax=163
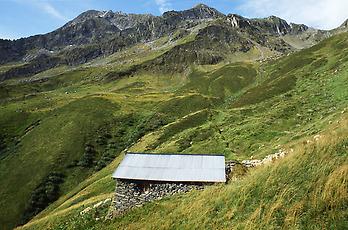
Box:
xmin=0 ymin=4 xmax=347 ymax=230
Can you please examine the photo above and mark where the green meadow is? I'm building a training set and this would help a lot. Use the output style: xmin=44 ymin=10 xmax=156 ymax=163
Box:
xmin=0 ymin=30 xmax=347 ymax=229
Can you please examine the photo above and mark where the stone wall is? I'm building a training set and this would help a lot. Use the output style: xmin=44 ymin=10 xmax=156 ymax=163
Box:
xmin=225 ymin=160 xmax=239 ymax=174
xmin=111 ymin=180 xmax=205 ymax=216
xmin=111 ymin=161 xmax=251 ymax=216
xmin=241 ymin=149 xmax=289 ymax=167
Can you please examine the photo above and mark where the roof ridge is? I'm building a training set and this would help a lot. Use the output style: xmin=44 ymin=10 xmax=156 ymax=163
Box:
xmin=126 ymin=152 xmax=225 ymax=156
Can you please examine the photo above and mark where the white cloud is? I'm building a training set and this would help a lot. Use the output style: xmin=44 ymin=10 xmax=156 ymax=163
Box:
xmin=155 ymin=0 xmax=172 ymax=14
xmin=39 ymin=2 xmax=67 ymax=21
xmin=237 ymin=0 xmax=348 ymax=30
xmin=13 ymin=0 xmax=67 ymax=21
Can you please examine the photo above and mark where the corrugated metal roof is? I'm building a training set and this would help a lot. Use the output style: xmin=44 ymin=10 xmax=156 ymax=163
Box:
xmin=112 ymin=153 xmax=226 ymax=182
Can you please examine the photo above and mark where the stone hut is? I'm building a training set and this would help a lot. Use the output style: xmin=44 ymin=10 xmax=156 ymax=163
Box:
xmin=111 ymin=152 xmax=226 ymax=215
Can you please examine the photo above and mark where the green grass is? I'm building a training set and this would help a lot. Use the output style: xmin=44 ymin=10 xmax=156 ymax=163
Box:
xmin=0 ymin=96 xmax=120 ymax=228
xmin=181 ymin=62 xmax=257 ymax=100
xmin=1 ymin=31 xmax=348 ymax=230
xmin=17 ymin=112 xmax=348 ymax=230
xmin=150 ymin=109 xmax=211 ymax=150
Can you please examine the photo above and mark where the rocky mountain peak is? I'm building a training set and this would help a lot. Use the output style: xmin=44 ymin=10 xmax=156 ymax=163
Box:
xmin=62 ymin=10 xmax=107 ymax=29
xmin=289 ymin=23 xmax=309 ymax=34
xmin=193 ymin=3 xmax=210 ymax=9
xmin=264 ymin=15 xmax=291 ymax=35
xmin=71 ymin=10 xmax=103 ymax=22
xmin=226 ymin=14 xmax=250 ymax=28
xmin=163 ymin=3 xmax=224 ymax=20
xmin=189 ymin=3 xmax=224 ymax=18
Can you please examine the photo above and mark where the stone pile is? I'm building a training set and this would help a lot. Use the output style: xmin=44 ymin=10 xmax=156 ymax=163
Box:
xmin=241 ymin=159 xmax=262 ymax=167
xmin=80 ymin=198 xmax=112 ymax=215
xmin=242 ymin=149 xmax=288 ymax=167
xmin=225 ymin=160 xmax=242 ymax=175
xmin=111 ymin=180 xmax=204 ymax=216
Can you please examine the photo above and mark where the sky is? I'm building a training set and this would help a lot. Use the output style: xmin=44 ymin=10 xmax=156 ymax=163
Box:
xmin=0 ymin=0 xmax=348 ymax=40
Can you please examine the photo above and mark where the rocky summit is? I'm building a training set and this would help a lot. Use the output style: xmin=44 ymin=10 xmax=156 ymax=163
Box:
xmin=0 ymin=4 xmax=343 ymax=81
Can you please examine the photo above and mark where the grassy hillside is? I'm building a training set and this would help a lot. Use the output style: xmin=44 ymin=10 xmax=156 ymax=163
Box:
xmin=0 ymin=72 xmax=187 ymax=229
xmin=1 ymin=30 xmax=348 ymax=229
xmin=18 ymin=111 xmax=348 ymax=230
xmin=0 ymin=28 xmax=204 ymax=229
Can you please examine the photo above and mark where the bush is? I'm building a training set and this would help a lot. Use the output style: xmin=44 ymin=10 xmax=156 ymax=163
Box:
xmin=21 ymin=172 xmax=65 ymax=224
xmin=79 ymin=144 xmax=97 ymax=167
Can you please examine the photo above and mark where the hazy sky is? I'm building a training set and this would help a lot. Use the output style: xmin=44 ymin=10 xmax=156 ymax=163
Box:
xmin=1 ymin=0 xmax=347 ymax=40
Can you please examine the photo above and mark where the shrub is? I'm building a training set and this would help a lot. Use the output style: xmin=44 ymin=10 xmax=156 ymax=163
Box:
xmin=79 ymin=144 xmax=97 ymax=167
xmin=21 ymin=172 xmax=65 ymax=224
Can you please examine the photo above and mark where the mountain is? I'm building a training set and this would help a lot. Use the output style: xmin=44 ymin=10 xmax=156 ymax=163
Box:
xmin=0 ymin=4 xmax=343 ymax=82
xmin=0 ymin=4 xmax=221 ymax=63
xmin=8 ymin=28 xmax=348 ymax=230
xmin=0 ymin=4 xmax=347 ymax=230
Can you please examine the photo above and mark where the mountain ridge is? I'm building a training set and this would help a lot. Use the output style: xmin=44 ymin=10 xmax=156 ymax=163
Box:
xmin=0 ymin=4 xmax=345 ymax=81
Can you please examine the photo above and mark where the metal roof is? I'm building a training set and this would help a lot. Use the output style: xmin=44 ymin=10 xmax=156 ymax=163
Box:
xmin=112 ymin=153 xmax=226 ymax=183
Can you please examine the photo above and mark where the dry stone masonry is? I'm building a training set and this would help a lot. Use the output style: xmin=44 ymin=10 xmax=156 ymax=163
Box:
xmin=241 ymin=149 xmax=289 ymax=167
xmin=225 ymin=160 xmax=240 ymax=177
xmin=111 ymin=180 xmax=204 ymax=216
